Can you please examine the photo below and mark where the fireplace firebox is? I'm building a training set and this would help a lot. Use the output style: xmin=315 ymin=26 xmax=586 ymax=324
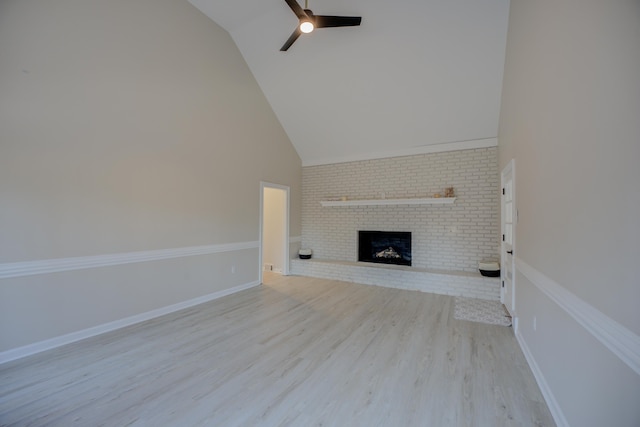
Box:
xmin=358 ymin=231 xmax=411 ymax=266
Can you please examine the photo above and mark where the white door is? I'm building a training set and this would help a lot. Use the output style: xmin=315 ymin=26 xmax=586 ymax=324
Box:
xmin=501 ymin=160 xmax=516 ymax=317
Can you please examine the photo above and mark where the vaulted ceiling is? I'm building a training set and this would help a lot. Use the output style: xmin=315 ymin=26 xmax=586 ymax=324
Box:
xmin=189 ymin=0 xmax=510 ymax=166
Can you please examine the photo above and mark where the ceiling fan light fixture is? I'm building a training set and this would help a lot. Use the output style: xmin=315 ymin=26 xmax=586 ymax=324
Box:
xmin=299 ymin=20 xmax=314 ymax=33
xmin=280 ymin=0 xmax=361 ymax=51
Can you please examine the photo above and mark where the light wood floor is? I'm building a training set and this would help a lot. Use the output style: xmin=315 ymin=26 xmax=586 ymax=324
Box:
xmin=0 ymin=273 xmax=555 ymax=426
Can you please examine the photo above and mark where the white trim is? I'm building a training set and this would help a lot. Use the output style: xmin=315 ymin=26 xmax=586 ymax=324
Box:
xmin=0 ymin=241 xmax=259 ymax=280
xmin=302 ymin=138 xmax=497 ymax=167
xmin=320 ymin=197 xmax=455 ymax=207
xmin=516 ymin=257 xmax=640 ymax=376
xmin=515 ymin=330 xmax=569 ymax=427
xmin=0 ymin=280 xmax=261 ymax=364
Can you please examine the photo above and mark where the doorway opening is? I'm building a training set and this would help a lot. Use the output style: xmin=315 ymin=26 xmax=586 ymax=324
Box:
xmin=260 ymin=182 xmax=290 ymax=284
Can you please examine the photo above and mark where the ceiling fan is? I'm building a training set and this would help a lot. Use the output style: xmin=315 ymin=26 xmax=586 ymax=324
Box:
xmin=280 ymin=0 xmax=362 ymax=51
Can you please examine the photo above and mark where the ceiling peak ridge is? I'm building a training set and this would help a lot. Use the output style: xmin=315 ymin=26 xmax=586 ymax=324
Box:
xmin=302 ymin=138 xmax=497 ymax=167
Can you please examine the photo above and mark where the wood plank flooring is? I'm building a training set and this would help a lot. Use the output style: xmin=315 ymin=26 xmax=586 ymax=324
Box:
xmin=0 ymin=273 xmax=555 ymax=426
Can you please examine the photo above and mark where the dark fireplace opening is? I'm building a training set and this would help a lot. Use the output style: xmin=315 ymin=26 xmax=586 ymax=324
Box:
xmin=358 ymin=231 xmax=411 ymax=266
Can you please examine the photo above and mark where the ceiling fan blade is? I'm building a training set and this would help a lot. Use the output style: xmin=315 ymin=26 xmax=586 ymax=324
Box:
xmin=315 ymin=15 xmax=362 ymax=28
xmin=280 ymin=28 xmax=302 ymax=51
xmin=284 ymin=0 xmax=308 ymax=20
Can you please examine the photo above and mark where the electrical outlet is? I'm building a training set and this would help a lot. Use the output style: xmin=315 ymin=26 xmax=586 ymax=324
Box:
xmin=533 ymin=316 xmax=537 ymax=331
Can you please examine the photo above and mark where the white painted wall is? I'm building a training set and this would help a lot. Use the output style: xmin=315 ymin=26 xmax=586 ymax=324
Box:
xmin=263 ymin=187 xmax=286 ymax=273
xmin=0 ymin=0 xmax=301 ymax=354
xmin=498 ymin=0 xmax=640 ymax=425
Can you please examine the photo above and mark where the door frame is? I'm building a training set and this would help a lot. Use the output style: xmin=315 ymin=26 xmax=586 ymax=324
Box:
xmin=501 ymin=159 xmax=516 ymax=325
xmin=259 ymin=181 xmax=290 ymax=284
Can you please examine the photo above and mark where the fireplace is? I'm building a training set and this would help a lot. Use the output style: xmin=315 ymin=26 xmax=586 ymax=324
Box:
xmin=358 ymin=231 xmax=412 ymax=266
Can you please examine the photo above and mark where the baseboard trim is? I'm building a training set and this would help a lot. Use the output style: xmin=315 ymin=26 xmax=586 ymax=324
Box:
xmin=0 ymin=280 xmax=260 ymax=365
xmin=516 ymin=257 xmax=640 ymax=376
xmin=0 ymin=241 xmax=259 ymax=280
xmin=515 ymin=330 xmax=569 ymax=427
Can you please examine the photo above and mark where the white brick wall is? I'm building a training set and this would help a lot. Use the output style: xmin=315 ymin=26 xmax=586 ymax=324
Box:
xmin=291 ymin=259 xmax=500 ymax=300
xmin=300 ymin=148 xmax=500 ymax=273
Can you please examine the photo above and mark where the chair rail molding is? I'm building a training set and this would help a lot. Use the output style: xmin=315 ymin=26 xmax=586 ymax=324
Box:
xmin=0 ymin=241 xmax=260 ymax=280
xmin=515 ymin=257 xmax=640 ymax=376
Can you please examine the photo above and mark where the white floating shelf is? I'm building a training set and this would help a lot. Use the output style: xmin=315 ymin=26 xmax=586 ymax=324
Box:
xmin=320 ymin=197 xmax=456 ymax=207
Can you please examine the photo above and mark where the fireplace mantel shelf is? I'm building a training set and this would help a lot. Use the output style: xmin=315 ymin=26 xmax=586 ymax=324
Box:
xmin=320 ymin=197 xmax=456 ymax=207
